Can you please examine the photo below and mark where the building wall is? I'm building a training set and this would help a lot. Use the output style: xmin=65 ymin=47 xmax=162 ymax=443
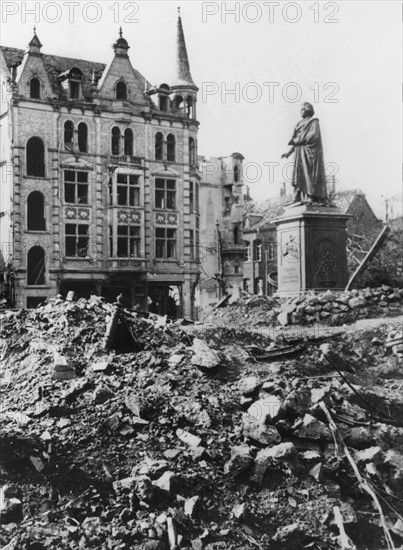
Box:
xmin=0 ymin=35 xmax=200 ymax=317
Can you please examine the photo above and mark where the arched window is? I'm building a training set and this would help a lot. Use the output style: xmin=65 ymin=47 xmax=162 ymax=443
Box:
xmin=111 ymin=127 xmax=120 ymax=156
xmin=30 ymin=77 xmax=40 ymax=99
xmin=27 ymin=246 xmax=45 ymax=285
xmin=27 ymin=191 xmax=46 ymax=231
xmin=186 ymin=96 xmax=194 ymax=118
xmin=167 ymin=134 xmax=175 ymax=162
xmin=78 ymin=122 xmax=88 ymax=153
xmin=175 ymin=95 xmax=184 ymax=110
xmin=155 ymin=132 xmax=163 ymax=161
xmin=189 ymin=137 xmax=196 ymax=165
xmin=64 ymin=121 xmax=74 ymax=149
xmin=116 ymin=80 xmax=127 ymax=100
xmin=124 ymin=128 xmax=133 ymax=156
xmin=26 ymin=137 xmax=45 ymax=177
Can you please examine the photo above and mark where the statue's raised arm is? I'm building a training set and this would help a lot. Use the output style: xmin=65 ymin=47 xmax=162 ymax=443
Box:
xmin=282 ymin=102 xmax=327 ymax=205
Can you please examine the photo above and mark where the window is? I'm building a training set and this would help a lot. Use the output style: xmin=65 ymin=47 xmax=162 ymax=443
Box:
xmin=26 ymin=137 xmax=45 ymax=177
xmin=245 ymin=243 xmax=252 ymax=261
xmin=167 ymin=134 xmax=175 ymax=161
xmin=196 ymin=230 xmax=200 ymax=260
xmin=124 ymin=128 xmax=133 ymax=156
xmin=234 ymin=164 xmax=239 ymax=183
xmin=155 ymin=132 xmax=163 ymax=161
xmin=156 ymin=228 xmax=176 ymax=259
xmin=27 ymin=246 xmax=45 ymax=285
xmin=116 ymin=80 xmax=127 ymax=100
xmin=268 ymin=242 xmax=276 ymax=260
xmin=195 ymin=182 xmax=199 ymax=214
xmin=175 ymin=95 xmax=183 ymax=110
xmin=117 ymin=173 xmax=140 ymax=206
xmin=189 ymin=229 xmax=194 ymax=260
xmin=255 ymin=243 xmax=262 ymax=261
xmin=108 ymin=177 xmax=113 ymax=206
xmin=189 ymin=137 xmax=196 ymax=165
xmin=186 ymin=96 xmax=194 ymax=118
xmin=30 ymin=77 xmax=40 ymax=99
xmin=234 ymin=226 xmax=240 ymax=245
xmin=111 ymin=127 xmax=121 ymax=156
xmin=159 ymin=95 xmax=168 ymax=112
xmin=69 ymin=80 xmax=81 ymax=100
xmin=155 ymin=178 xmax=176 ymax=209
xmin=65 ymin=224 xmax=89 ymax=257
xmin=189 ymin=181 xmax=194 ymax=212
xmin=109 ymin=226 xmax=113 ymax=257
xmin=64 ymin=121 xmax=74 ymax=149
xmin=64 ymin=171 xmax=88 ymax=204
xmin=78 ymin=122 xmax=88 ymax=153
xmin=234 ymin=265 xmax=240 ymax=274
xmin=117 ymin=225 xmax=140 ymax=257
xmin=27 ymin=191 xmax=45 ymax=231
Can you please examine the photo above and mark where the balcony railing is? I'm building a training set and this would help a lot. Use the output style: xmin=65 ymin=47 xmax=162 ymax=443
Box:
xmin=109 ymin=155 xmax=144 ymax=167
xmin=221 ymin=243 xmax=246 ymax=254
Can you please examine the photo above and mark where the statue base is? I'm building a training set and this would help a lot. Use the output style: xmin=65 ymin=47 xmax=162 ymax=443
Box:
xmin=275 ymin=204 xmax=350 ymax=297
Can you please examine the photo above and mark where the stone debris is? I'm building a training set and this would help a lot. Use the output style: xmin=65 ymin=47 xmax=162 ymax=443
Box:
xmin=0 ymin=293 xmax=402 ymax=549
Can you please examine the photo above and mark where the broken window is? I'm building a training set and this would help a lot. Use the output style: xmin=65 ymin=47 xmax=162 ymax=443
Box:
xmin=78 ymin=122 xmax=88 ymax=153
xmin=111 ymin=127 xmax=121 ymax=156
xmin=116 ymin=80 xmax=127 ymax=100
xmin=69 ymin=80 xmax=81 ymax=100
xmin=27 ymin=191 xmax=46 ymax=231
xmin=155 ymin=132 xmax=163 ymax=161
xmin=255 ymin=243 xmax=262 ymax=262
xmin=65 ymin=224 xmax=89 ymax=257
xmin=167 ymin=134 xmax=175 ymax=161
xmin=30 ymin=77 xmax=40 ymax=99
xmin=189 ymin=229 xmax=195 ymax=260
xmin=117 ymin=173 xmax=140 ymax=206
xmin=268 ymin=242 xmax=276 ymax=260
xmin=175 ymin=95 xmax=184 ymax=110
xmin=186 ymin=96 xmax=194 ymax=118
xmin=117 ymin=225 xmax=140 ymax=257
xmin=27 ymin=245 xmax=45 ymax=285
xmin=64 ymin=170 xmax=88 ymax=204
xmin=155 ymin=228 xmax=176 ymax=259
xmin=189 ymin=181 xmax=194 ymax=212
xmin=155 ymin=178 xmax=176 ymax=209
xmin=109 ymin=226 xmax=113 ymax=257
xmin=124 ymin=128 xmax=133 ymax=156
xmin=234 ymin=164 xmax=239 ymax=183
xmin=26 ymin=136 xmax=45 ymax=177
xmin=189 ymin=137 xmax=196 ymax=165
xmin=64 ymin=120 xmax=74 ymax=150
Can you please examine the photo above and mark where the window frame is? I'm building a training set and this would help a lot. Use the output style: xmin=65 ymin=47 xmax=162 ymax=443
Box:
xmin=65 ymin=223 xmax=90 ymax=258
xmin=155 ymin=227 xmax=177 ymax=259
xmin=64 ymin=170 xmax=89 ymax=205
xmin=117 ymin=224 xmax=141 ymax=258
xmin=117 ymin=173 xmax=140 ymax=207
xmin=155 ymin=178 xmax=176 ymax=210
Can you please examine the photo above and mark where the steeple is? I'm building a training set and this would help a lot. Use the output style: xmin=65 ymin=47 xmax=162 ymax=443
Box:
xmin=113 ymin=27 xmax=130 ymax=57
xmin=176 ymin=9 xmax=196 ymax=88
xmin=27 ymin=27 xmax=42 ymax=55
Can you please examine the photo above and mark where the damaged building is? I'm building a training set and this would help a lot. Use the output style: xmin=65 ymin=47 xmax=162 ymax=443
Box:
xmin=0 ymin=16 xmax=200 ymax=317
xmin=198 ymin=154 xmax=245 ymax=318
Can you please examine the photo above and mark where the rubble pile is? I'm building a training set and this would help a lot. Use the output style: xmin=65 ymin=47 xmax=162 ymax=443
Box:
xmin=209 ymin=286 xmax=403 ymax=328
xmin=0 ymin=296 xmax=403 ymax=550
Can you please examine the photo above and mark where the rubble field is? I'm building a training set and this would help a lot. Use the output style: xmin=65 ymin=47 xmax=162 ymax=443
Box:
xmin=0 ymin=293 xmax=402 ymax=550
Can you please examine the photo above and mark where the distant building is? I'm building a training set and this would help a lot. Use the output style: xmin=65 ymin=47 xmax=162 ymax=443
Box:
xmin=198 ymin=153 xmax=245 ymax=317
xmin=332 ymin=189 xmax=383 ymax=242
xmin=0 ymin=15 xmax=201 ymax=317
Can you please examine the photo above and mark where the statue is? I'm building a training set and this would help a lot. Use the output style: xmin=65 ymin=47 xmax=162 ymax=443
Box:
xmin=282 ymin=102 xmax=327 ymax=204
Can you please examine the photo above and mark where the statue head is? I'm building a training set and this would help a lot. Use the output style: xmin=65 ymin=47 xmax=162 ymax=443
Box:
xmin=301 ymin=102 xmax=315 ymax=117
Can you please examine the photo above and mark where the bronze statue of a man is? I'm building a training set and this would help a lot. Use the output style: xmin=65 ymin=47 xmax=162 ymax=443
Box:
xmin=282 ymin=102 xmax=327 ymax=204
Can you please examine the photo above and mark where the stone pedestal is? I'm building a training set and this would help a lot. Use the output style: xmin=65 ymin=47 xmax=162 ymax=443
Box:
xmin=275 ymin=204 xmax=350 ymax=296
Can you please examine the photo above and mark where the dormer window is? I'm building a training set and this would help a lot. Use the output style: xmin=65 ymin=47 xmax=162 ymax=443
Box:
xmin=58 ymin=68 xmax=83 ymax=101
xmin=30 ymin=77 xmax=40 ymax=99
xmin=116 ymin=80 xmax=127 ymax=100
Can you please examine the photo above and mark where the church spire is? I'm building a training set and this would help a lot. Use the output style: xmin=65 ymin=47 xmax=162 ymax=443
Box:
xmin=176 ymin=9 xmax=196 ymax=87
xmin=27 ymin=26 xmax=43 ymax=55
xmin=113 ymin=27 xmax=129 ymax=57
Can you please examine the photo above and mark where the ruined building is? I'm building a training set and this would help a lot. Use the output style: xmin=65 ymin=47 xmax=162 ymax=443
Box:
xmin=0 ymin=16 xmax=200 ymax=317
xmin=198 ymin=154 xmax=245 ymax=318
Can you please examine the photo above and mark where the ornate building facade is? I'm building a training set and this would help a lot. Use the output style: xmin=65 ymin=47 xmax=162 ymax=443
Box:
xmin=0 ymin=15 xmax=200 ymax=317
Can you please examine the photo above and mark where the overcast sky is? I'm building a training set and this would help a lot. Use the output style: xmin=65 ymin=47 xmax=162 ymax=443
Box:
xmin=1 ymin=1 xmax=401 ymax=219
